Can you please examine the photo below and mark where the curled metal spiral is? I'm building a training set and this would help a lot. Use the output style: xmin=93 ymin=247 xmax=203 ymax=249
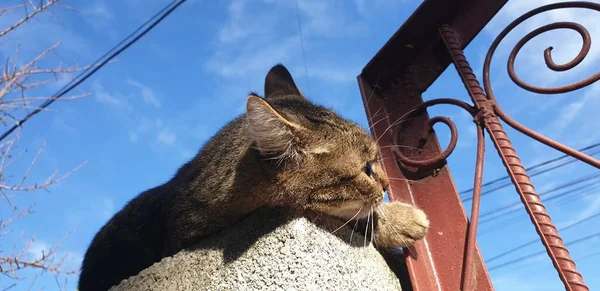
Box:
xmin=391 ymin=98 xmax=476 ymax=168
xmin=483 ymin=1 xmax=600 ymax=169
xmin=508 ymin=21 xmax=594 ymax=93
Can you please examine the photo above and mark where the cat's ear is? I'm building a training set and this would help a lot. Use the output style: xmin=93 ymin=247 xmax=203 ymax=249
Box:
xmin=264 ymin=64 xmax=305 ymax=100
xmin=246 ymin=95 xmax=304 ymax=160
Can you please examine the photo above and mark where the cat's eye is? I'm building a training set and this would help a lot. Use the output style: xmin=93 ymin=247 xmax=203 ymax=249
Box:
xmin=363 ymin=162 xmax=373 ymax=177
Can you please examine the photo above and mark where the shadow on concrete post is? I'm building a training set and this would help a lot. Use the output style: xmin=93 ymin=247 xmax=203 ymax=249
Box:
xmin=110 ymin=208 xmax=405 ymax=291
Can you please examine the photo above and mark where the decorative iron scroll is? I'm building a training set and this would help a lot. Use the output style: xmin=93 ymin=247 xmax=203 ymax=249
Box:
xmin=390 ymin=2 xmax=600 ymax=291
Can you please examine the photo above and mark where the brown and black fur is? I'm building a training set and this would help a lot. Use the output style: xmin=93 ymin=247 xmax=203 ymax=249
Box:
xmin=78 ymin=64 xmax=429 ymax=291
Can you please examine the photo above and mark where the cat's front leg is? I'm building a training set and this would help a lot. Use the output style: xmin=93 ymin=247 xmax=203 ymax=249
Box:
xmin=373 ymin=201 xmax=429 ymax=248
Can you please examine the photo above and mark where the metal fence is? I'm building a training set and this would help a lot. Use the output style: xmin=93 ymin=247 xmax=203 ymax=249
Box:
xmin=358 ymin=1 xmax=600 ymax=290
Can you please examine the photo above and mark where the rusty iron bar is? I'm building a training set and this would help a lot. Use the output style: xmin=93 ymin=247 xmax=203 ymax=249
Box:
xmin=439 ymin=19 xmax=591 ymax=291
xmin=462 ymin=122 xmax=486 ymax=291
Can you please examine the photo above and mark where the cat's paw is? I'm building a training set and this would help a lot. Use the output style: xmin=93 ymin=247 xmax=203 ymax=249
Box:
xmin=374 ymin=202 xmax=429 ymax=248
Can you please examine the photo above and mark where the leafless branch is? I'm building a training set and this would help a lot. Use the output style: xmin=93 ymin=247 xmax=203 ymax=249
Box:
xmin=0 ymin=41 xmax=94 ymax=127
xmin=0 ymin=0 xmax=60 ymax=38
xmin=0 ymin=0 xmax=90 ymax=288
xmin=0 ymin=231 xmax=74 ymax=280
xmin=0 ymin=4 xmax=25 ymax=17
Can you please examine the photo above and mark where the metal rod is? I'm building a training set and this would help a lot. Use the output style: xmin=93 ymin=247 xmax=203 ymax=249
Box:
xmin=461 ymin=124 xmax=486 ymax=290
xmin=439 ymin=24 xmax=589 ymax=291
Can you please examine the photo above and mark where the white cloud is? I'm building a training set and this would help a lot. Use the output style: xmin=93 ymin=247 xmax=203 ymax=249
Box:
xmin=52 ymin=115 xmax=79 ymax=137
xmin=535 ymin=83 xmax=600 ymax=146
xmin=91 ymin=80 xmax=132 ymax=111
xmin=207 ymin=36 xmax=300 ymax=78
xmin=92 ymin=78 xmax=162 ymax=113
xmin=149 ymin=43 xmax=176 ymax=60
xmin=218 ymin=0 xmax=252 ymax=44
xmin=180 ymin=149 xmax=195 ymax=159
xmin=27 ymin=241 xmax=52 ymax=259
xmin=128 ymin=131 xmax=139 ymax=142
xmin=128 ymin=116 xmax=179 ymax=147
xmin=156 ymin=128 xmax=177 ymax=145
xmin=296 ymin=0 xmax=368 ymax=37
xmin=206 ymin=0 xmax=371 ymax=82
xmin=353 ymin=0 xmax=406 ymax=17
xmin=560 ymin=192 xmax=600 ymax=227
xmin=304 ymin=65 xmax=361 ymax=83
xmin=83 ymin=1 xmax=115 ymax=24
xmin=127 ymin=79 xmax=162 ymax=109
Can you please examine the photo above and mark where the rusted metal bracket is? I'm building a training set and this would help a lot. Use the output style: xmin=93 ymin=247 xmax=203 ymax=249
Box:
xmin=358 ymin=0 xmax=507 ymax=289
xmin=359 ymin=0 xmax=600 ymax=290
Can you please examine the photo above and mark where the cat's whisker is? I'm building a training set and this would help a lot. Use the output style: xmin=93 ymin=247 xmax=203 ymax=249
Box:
xmin=387 ymin=178 xmax=425 ymax=185
xmin=350 ymin=217 xmax=360 ymax=245
xmin=365 ymin=75 xmax=380 ymax=105
xmin=388 ymin=177 xmax=411 ymax=181
xmin=331 ymin=206 xmax=363 ymax=234
xmin=375 ymin=115 xmax=419 ymax=144
xmin=370 ymin=205 xmax=375 ymax=246
xmin=378 ymin=156 xmax=394 ymax=162
xmin=387 ymin=180 xmax=410 ymax=188
xmin=367 ymin=107 xmax=384 ymax=124
xmin=368 ymin=113 xmax=392 ymax=132
xmin=309 ymin=210 xmax=323 ymax=224
xmin=378 ymin=144 xmax=424 ymax=151
xmin=364 ymin=209 xmax=371 ymax=248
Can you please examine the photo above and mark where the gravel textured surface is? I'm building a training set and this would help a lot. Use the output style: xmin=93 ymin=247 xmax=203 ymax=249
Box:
xmin=110 ymin=208 xmax=402 ymax=291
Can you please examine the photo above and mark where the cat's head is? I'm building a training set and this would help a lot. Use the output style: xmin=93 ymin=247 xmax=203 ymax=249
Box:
xmin=245 ymin=64 xmax=389 ymax=220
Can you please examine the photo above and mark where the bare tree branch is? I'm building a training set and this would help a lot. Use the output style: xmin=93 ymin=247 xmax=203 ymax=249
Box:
xmin=0 ymin=4 xmax=26 ymax=17
xmin=0 ymin=0 xmax=60 ymax=38
xmin=0 ymin=0 xmax=90 ymax=288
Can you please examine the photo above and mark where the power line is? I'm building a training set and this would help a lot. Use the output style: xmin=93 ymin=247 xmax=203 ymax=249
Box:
xmin=461 ymin=142 xmax=600 ymax=202
xmin=477 ymin=173 xmax=600 ymax=224
xmin=461 ymin=142 xmax=600 ymax=196
xmin=499 ymin=245 xmax=600 ymax=279
xmin=294 ymin=0 xmax=310 ymax=96
xmin=479 ymin=178 xmax=600 ymax=225
xmin=478 ymin=183 xmax=600 ymax=236
xmin=554 ymin=183 xmax=599 ymax=205
xmin=0 ymin=0 xmax=188 ymax=143
xmin=486 ymin=211 xmax=600 ymax=264
xmin=572 ymin=249 xmax=600 ymax=263
xmin=487 ymin=231 xmax=600 ymax=272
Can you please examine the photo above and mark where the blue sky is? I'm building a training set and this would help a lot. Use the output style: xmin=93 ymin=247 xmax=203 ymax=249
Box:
xmin=1 ymin=0 xmax=599 ymax=290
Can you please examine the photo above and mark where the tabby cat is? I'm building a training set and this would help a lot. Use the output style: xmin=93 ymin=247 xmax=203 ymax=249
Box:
xmin=78 ymin=64 xmax=429 ymax=291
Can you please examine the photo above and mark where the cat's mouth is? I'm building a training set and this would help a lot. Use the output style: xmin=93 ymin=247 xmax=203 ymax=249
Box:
xmin=312 ymin=199 xmax=379 ymax=220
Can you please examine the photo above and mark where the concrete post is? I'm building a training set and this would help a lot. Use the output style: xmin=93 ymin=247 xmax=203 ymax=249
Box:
xmin=110 ymin=208 xmax=403 ymax=291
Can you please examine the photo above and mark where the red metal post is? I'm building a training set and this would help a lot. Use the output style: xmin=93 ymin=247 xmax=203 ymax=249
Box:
xmin=357 ymin=1 xmax=506 ymax=290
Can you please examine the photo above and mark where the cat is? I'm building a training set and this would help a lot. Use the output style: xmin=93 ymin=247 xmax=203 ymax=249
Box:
xmin=78 ymin=64 xmax=429 ymax=291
